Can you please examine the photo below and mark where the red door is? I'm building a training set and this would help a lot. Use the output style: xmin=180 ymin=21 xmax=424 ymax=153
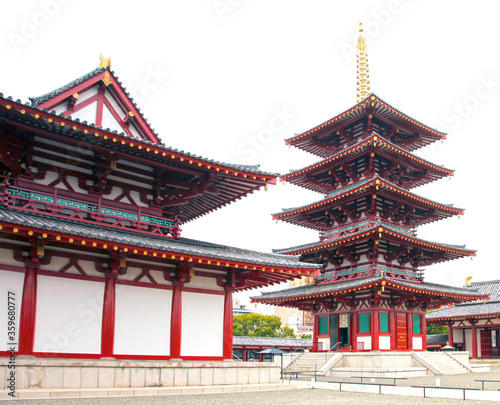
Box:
xmin=396 ymin=313 xmax=407 ymax=349
xmin=480 ymin=330 xmax=492 ymax=357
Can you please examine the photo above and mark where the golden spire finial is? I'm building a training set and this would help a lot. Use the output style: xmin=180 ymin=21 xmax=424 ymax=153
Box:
xmin=356 ymin=22 xmax=371 ymax=103
xmin=99 ymin=53 xmax=111 ymax=69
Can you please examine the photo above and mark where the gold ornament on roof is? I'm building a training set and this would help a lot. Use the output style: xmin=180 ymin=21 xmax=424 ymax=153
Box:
xmin=99 ymin=54 xmax=111 ymax=69
xmin=356 ymin=22 xmax=371 ymax=103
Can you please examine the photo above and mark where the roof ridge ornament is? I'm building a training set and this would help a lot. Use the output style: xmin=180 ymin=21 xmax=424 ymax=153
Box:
xmin=99 ymin=54 xmax=111 ymax=69
xmin=356 ymin=22 xmax=371 ymax=103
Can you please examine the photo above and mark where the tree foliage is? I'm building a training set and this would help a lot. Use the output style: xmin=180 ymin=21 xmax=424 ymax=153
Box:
xmin=300 ymin=334 xmax=312 ymax=339
xmin=233 ymin=313 xmax=296 ymax=338
xmin=427 ymin=323 xmax=448 ymax=335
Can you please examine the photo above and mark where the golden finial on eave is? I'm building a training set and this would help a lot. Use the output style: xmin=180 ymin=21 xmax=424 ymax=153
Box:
xmin=99 ymin=53 xmax=111 ymax=69
xmin=356 ymin=22 xmax=371 ymax=103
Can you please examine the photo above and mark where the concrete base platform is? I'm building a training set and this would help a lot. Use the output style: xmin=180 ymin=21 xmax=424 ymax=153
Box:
xmin=0 ymin=357 xmax=280 ymax=395
xmin=0 ymin=382 xmax=294 ymax=400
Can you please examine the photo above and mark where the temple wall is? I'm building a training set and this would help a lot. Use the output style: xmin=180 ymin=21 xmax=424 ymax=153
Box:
xmin=181 ymin=292 xmax=224 ymax=357
xmin=0 ymin=270 xmax=24 ymax=352
xmin=0 ymin=258 xmax=228 ymax=360
xmin=34 ymin=276 xmax=104 ymax=354
xmin=0 ymin=358 xmax=280 ymax=390
xmin=114 ymin=285 xmax=172 ymax=356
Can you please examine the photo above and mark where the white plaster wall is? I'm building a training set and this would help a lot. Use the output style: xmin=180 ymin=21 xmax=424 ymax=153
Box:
xmin=34 ymin=276 xmax=104 ymax=354
xmin=101 ymin=104 xmax=123 ymax=133
xmin=465 ymin=329 xmax=472 ymax=354
xmin=379 ymin=335 xmax=390 ymax=350
xmin=318 ymin=338 xmax=329 ymax=351
xmin=187 ymin=276 xmax=223 ymax=291
xmin=357 ymin=336 xmax=372 ymax=350
xmin=75 ymin=86 xmax=98 ymax=103
xmin=66 ymin=175 xmax=88 ymax=195
xmin=0 ymin=248 xmax=18 ymax=266
xmin=70 ymin=101 xmax=97 ymax=126
xmin=477 ymin=329 xmax=482 ymax=358
xmin=39 ymin=257 xmax=103 ymax=278
xmin=181 ymin=292 xmax=224 ymax=357
xmin=0 ymin=270 xmax=25 ymax=351
xmin=453 ymin=329 xmax=463 ymax=344
xmin=114 ymin=285 xmax=171 ymax=356
xmin=412 ymin=336 xmax=422 ymax=350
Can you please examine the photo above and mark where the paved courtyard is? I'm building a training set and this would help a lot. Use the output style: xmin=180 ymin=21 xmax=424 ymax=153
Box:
xmin=3 ymin=370 xmax=500 ymax=405
xmin=0 ymin=388 xmax=495 ymax=405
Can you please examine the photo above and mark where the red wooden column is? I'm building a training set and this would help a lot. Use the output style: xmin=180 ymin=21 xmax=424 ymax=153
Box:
xmin=349 ymin=312 xmax=356 ymax=350
xmin=223 ymin=288 xmax=234 ymax=359
xmin=100 ymin=275 xmax=116 ymax=358
xmin=18 ymin=265 xmax=38 ymax=356
xmin=312 ymin=315 xmax=319 ymax=352
xmin=170 ymin=283 xmax=183 ymax=359
xmin=389 ymin=311 xmax=397 ymax=350
xmin=421 ymin=314 xmax=427 ymax=350
xmin=471 ymin=321 xmax=478 ymax=358
xmin=242 ymin=349 xmax=246 ymax=361
xmin=408 ymin=313 xmax=414 ymax=350
xmin=371 ymin=309 xmax=380 ymax=350
xmin=448 ymin=322 xmax=454 ymax=349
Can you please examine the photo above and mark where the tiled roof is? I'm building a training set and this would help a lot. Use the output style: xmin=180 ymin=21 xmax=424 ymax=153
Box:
xmin=251 ymin=274 xmax=486 ymax=302
xmin=1 ymin=94 xmax=277 ymax=179
xmin=233 ymin=336 xmax=312 ymax=348
xmin=426 ymin=302 xmax=500 ymax=320
xmin=427 ymin=334 xmax=448 ymax=346
xmin=272 ymin=221 xmax=473 ymax=255
xmin=282 ymin=132 xmax=452 ymax=180
xmin=30 ymin=67 xmax=104 ymax=106
xmin=0 ymin=207 xmax=319 ymax=270
xmin=274 ymin=174 xmax=460 ymax=217
xmin=426 ymin=280 xmax=500 ymax=320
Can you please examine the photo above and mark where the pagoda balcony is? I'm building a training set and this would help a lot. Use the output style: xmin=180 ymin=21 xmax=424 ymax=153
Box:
xmin=1 ymin=177 xmax=182 ymax=238
xmin=320 ymin=218 xmax=415 ymax=242
xmin=316 ymin=263 xmax=423 ymax=284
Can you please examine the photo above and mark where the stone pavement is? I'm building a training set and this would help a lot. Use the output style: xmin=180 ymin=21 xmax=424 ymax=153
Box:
xmin=2 ymin=370 xmax=500 ymax=404
xmin=0 ymin=387 xmax=496 ymax=405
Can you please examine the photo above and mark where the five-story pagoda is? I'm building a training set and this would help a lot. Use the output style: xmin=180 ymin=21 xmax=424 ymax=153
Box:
xmin=252 ymin=24 xmax=488 ymax=353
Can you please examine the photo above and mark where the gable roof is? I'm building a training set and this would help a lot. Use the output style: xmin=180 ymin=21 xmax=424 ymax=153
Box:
xmin=29 ymin=66 xmax=162 ymax=144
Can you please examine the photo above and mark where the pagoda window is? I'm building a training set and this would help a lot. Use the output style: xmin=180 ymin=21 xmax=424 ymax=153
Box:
xmin=318 ymin=315 xmax=329 ymax=335
xmin=359 ymin=312 xmax=370 ymax=333
xmin=413 ymin=315 xmax=421 ymax=334
xmin=380 ymin=312 xmax=389 ymax=333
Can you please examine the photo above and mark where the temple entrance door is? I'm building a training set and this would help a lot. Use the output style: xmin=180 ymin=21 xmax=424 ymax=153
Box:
xmin=396 ymin=313 xmax=408 ymax=350
xmin=329 ymin=314 xmax=338 ymax=351
xmin=339 ymin=313 xmax=350 ymax=349
xmin=480 ymin=330 xmax=492 ymax=357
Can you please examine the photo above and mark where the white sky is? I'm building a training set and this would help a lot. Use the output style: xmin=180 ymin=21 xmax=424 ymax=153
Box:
xmin=1 ymin=1 xmax=499 ymax=312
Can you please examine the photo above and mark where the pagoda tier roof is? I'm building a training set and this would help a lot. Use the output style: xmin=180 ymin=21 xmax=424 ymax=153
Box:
xmin=273 ymin=222 xmax=475 ymax=265
xmin=0 ymin=207 xmax=320 ymax=291
xmin=281 ymin=133 xmax=453 ymax=193
xmin=0 ymin=95 xmax=277 ymax=222
xmin=285 ymin=94 xmax=446 ymax=156
xmin=251 ymin=273 xmax=487 ymax=308
xmin=426 ymin=280 xmax=500 ymax=321
xmin=273 ymin=175 xmax=463 ymax=230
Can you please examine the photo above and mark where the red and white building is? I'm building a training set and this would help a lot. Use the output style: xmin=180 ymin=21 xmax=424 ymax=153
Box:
xmin=0 ymin=59 xmax=320 ymax=364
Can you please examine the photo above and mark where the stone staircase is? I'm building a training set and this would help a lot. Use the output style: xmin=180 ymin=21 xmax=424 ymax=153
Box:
xmin=284 ymin=352 xmax=339 ymax=375
xmin=416 ymin=351 xmax=471 ymax=375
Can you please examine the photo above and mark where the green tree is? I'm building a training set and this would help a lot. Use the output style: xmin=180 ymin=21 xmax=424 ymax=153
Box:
xmin=301 ymin=334 xmax=312 ymax=339
xmin=427 ymin=323 xmax=448 ymax=335
xmin=233 ymin=313 xmax=296 ymax=338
